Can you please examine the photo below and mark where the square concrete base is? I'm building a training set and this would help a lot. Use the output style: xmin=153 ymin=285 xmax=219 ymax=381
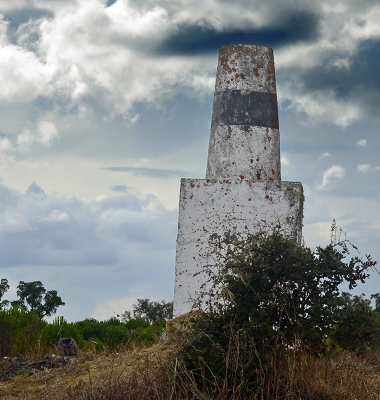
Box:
xmin=174 ymin=178 xmax=304 ymax=317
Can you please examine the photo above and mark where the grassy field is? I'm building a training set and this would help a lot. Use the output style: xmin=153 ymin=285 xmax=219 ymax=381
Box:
xmin=0 ymin=341 xmax=173 ymax=399
xmin=1 ymin=339 xmax=380 ymax=399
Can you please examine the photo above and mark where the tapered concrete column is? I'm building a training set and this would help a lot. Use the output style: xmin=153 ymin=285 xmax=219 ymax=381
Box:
xmin=206 ymin=45 xmax=281 ymax=182
xmin=173 ymin=44 xmax=304 ymax=317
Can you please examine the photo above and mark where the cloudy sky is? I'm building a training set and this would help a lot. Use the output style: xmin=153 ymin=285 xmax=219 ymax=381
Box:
xmin=0 ymin=0 xmax=379 ymax=322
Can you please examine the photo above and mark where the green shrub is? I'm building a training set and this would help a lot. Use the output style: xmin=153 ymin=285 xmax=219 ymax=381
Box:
xmin=0 ymin=307 xmax=47 ymax=358
xmin=72 ymin=317 xmax=164 ymax=350
xmin=103 ymin=316 xmax=122 ymax=326
xmin=73 ymin=318 xmax=109 ymax=342
xmin=179 ymin=231 xmax=377 ymax=396
xmin=41 ymin=316 xmax=83 ymax=349
xmin=332 ymin=292 xmax=379 ymax=353
xmin=124 ymin=318 xmax=150 ymax=330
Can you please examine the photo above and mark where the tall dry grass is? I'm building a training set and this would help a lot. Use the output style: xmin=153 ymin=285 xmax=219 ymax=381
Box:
xmin=10 ymin=342 xmax=378 ymax=400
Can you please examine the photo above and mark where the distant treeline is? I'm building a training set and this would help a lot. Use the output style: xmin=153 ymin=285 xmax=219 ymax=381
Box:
xmin=0 ymin=307 xmax=168 ymax=359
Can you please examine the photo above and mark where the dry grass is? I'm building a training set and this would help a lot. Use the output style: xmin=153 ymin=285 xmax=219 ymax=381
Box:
xmin=0 ymin=341 xmax=174 ymax=400
xmin=260 ymin=348 xmax=380 ymax=400
xmin=1 ymin=340 xmax=380 ymax=399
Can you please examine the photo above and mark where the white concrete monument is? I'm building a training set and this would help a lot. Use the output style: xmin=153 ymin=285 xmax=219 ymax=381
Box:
xmin=173 ymin=44 xmax=304 ymax=317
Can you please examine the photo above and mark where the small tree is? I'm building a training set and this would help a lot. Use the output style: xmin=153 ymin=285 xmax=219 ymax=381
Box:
xmin=120 ymin=310 xmax=132 ymax=322
xmin=132 ymin=299 xmax=173 ymax=322
xmin=333 ymin=292 xmax=379 ymax=352
xmin=371 ymin=292 xmax=380 ymax=312
xmin=11 ymin=281 xmax=65 ymax=320
xmin=180 ymin=229 xmax=378 ymax=395
xmin=0 ymin=279 xmax=9 ymax=310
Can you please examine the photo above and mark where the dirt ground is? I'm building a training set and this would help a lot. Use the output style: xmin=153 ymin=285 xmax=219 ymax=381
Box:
xmin=0 ymin=341 xmax=174 ymax=399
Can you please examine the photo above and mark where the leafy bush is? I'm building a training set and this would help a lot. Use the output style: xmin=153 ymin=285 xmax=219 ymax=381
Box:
xmin=0 ymin=309 xmax=167 ymax=357
xmin=72 ymin=317 xmax=165 ymax=350
xmin=0 ymin=307 xmax=47 ymax=358
xmin=74 ymin=318 xmax=110 ymax=342
xmin=179 ymin=231 xmax=378 ymax=396
xmin=124 ymin=318 xmax=150 ymax=330
xmin=41 ymin=316 xmax=83 ymax=348
xmin=333 ymin=292 xmax=379 ymax=353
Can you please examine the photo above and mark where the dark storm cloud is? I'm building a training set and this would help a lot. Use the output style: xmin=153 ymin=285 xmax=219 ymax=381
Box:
xmin=106 ymin=0 xmax=118 ymax=7
xmin=102 ymin=167 xmax=191 ymax=179
xmin=3 ymin=8 xmax=53 ymax=25
xmin=155 ymin=11 xmax=320 ymax=55
xmin=299 ymin=39 xmax=380 ymax=116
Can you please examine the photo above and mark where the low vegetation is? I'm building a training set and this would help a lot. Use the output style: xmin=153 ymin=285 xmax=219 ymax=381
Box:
xmin=0 ymin=309 xmax=169 ymax=359
xmin=2 ymin=223 xmax=380 ymax=399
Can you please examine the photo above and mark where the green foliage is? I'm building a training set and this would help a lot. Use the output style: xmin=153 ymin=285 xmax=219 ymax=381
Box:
xmin=104 ymin=316 xmax=122 ymax=326
xmin=41 ymin=316 xmax=83 ymax=348
xmin=180 ymin=231 xmax=378 ymax=395
xmin=124 ymin=318 xmax=150 ymax=330
xmin=0 ymin=280 xmax=170 ymax=355
xmin=371 ymin=293 xmax=380 ymax=312
xmin=11 ymin=280 xmax=65 ymax=320
xmin=0 ymin=304 xmax=167 ymax=357
xmin=74 ymin=319 xmax=110 ymax=342
xmin=71 ymin=316 xmax=165 ymax=350
xmin=0 ymin=278 xmax=10 ymax=310
xmin=333 ymin=292 xmax=379 ymax=353
xmin=0 ymin=307 xmax=48 ymax=358
xmin=132 ymin=299 xmax=173 ymax=322
xmin=120 ymin=310 xmax=132 ymax=322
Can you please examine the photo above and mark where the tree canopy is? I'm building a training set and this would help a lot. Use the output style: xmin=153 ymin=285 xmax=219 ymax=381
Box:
xmin=133 ymin=298 xmax=173 ymax=322
xmin=10 ymin=281 xmax=65 ymax=320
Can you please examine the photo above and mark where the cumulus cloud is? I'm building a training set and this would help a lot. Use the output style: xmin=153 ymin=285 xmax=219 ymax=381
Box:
xmin=328 ymin=57 xmax=351 ymax=69
xmin=0 ymin=0 xmax=380 ymax=322
xmin=16 ymin=121 xmax=59 ymax=152
xmin=0 ymin=136 xmax=15 ymax=169
xmin=0 ymin=180 xmax=177 ymax=267
xmin=0 ymin=137 xmax=13 ymax=152
xmin=17 ymin=128 xmax=35 ymax=153
xmin=357 ymin=164 xmax=370 ymax=173
xmin=316 ymin=164 xmax=345 ymax=190
xmin=37 ymin=121 xmax=59 ymax=146
xmin=0 ymin=0 xmax=377 ymax=127
xmin=40 ymin=209 xmax=71 ymax=222
xmin=344 ymin=5 xmax=380 ymax=39
xmin=281 ymin=155 xmax=290 ymax=165
xmin=357 ymin=139 xmax=368 ymax=146
xmin=0 ymin=16 xmax=55 ymax=102
xmin=318 ymin=152 xmax=330 ymax=159
xmin=91 ymin=295 xmax=140 ymax=321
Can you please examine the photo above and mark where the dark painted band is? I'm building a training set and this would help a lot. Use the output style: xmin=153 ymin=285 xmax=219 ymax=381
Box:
xmin=212 ymin=90 xmax=279 ymax=129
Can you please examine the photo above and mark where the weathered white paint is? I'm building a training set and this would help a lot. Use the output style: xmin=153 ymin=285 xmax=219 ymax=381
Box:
xmin=173 ymin=44 xmax=304 ymax=317
xmin=206 ymin=44 xmax=280 ymax=181
xmin=174 ymin=179 xmax=304 ymax=317
xmin=215 ymin=45 xmax=276 ymax=93
xmin=206 ymin=125 xmax=281 ymax=181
